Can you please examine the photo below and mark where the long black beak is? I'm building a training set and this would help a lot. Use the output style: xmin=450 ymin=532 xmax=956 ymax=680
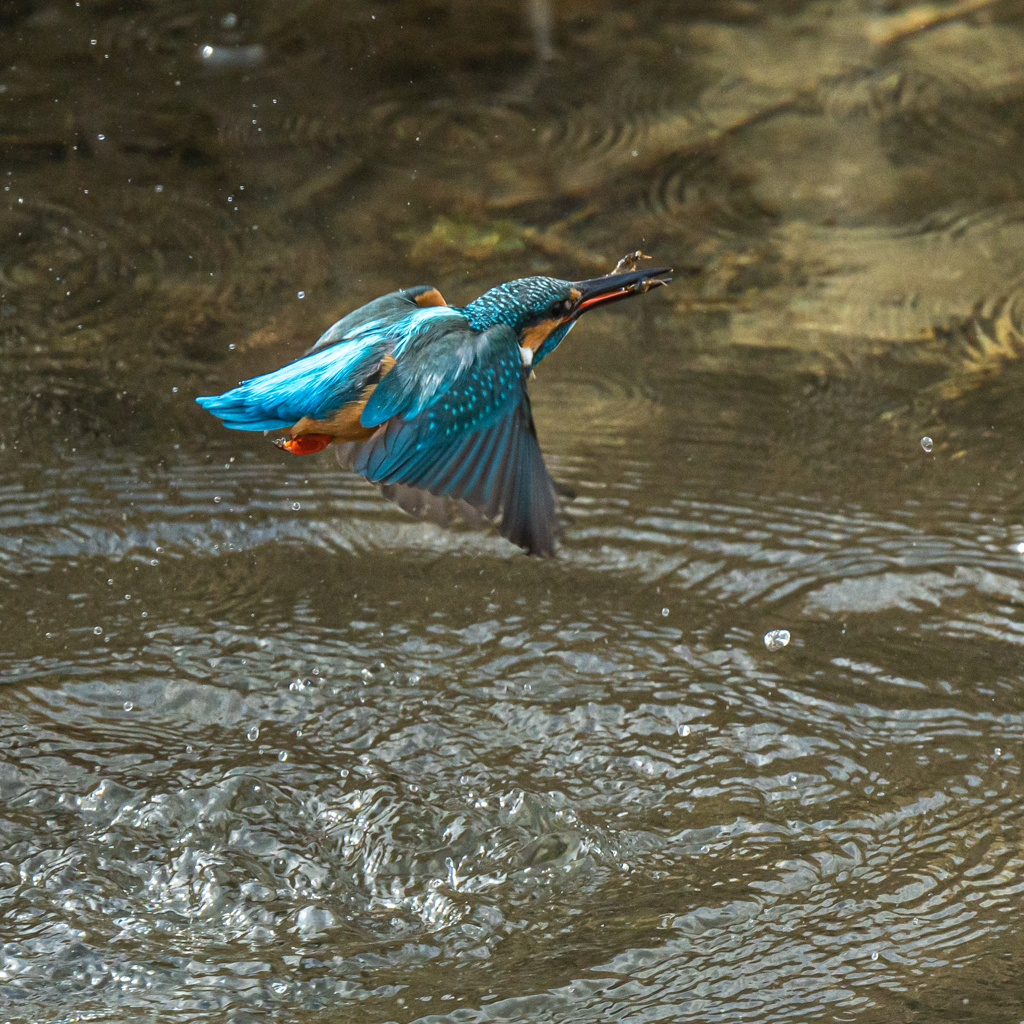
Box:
xmin=572 ymin=266 xmax=672 ymax=317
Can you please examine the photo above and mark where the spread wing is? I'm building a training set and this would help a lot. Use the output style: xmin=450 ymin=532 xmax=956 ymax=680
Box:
xmin=353 ymin=322 xmax=559 ymax=556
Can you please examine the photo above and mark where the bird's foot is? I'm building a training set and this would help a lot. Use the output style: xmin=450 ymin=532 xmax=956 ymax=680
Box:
xmin=275 ymin=433 xmax=333 ymax=455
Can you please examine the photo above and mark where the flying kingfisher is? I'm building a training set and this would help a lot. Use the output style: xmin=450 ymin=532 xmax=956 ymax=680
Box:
xmin=196 ymin=258 xmax=671 ymax=555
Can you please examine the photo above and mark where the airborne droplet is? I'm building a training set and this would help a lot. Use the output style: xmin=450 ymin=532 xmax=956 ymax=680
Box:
xmin=920 ymin=436 xmax=933 ymax=453
xmin=764 ymin=629 xmax=790 ymax=651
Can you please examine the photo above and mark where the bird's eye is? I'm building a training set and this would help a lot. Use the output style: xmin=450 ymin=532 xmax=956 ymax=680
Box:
xmin=550 ymin=298 xmax=571 ymax=318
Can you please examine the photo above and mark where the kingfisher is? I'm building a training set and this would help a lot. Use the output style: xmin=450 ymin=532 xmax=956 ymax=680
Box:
xmin=196 ymin=258 xmax=671 ymax=555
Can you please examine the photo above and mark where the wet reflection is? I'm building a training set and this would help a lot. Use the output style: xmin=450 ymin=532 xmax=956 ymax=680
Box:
xmin=3 ymin=1 xmax=1024 ymax=1021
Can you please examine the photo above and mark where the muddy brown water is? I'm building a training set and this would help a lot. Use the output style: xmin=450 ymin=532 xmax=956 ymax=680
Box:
xmin=3 ymin=2 xmax=1024 ymax=1022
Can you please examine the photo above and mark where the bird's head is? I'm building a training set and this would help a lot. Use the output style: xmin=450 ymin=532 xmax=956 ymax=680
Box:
xmin=463 ymin=264 xmax=671 ymax=365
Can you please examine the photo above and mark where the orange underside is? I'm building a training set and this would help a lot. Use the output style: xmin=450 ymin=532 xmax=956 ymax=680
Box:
xmin=277 ymin=433 xmax=333 ymax=455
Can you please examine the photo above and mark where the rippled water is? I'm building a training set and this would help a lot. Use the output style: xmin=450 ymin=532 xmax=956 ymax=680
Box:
xmin=4 ymin=374 xmax=1024 ymax=1022
xmin=4 ymin=1 xmax=1024 ymax=1022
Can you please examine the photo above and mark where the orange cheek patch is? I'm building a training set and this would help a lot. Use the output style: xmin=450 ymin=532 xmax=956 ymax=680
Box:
xmin=276 ymin=433 xmax=333 ymax=455
xmin=520 ymin=318 xmax=562 ymax=352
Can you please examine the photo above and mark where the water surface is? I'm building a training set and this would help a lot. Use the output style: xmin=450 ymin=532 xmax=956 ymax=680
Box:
xmin=3 ymin=2 xmax=1024 ymax=1021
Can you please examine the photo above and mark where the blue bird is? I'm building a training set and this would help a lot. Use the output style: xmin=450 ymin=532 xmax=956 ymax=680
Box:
xmin=197 ymin=261 xmax=671 ymax=555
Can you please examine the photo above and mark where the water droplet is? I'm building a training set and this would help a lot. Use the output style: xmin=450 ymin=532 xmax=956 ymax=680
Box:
xmin=150 ymin=559 xmax=159 ymax=566
xmin=278 ymin=750 xmax=288 ymax=762
xmin=97 ymin=133 xmax=105 ymax=140
xmin=221 ymin=12 xmax=238 ymax=27
xmin=297 ymin=290 xmax=305 ymax=299
xmin=920 ymin=436 xmax=933 ymax=453
xmin=213 ymin=496 xmax=221 ymax=503
xmin=289 ymin=679 xmax=302 ymax=692
xmin=871 ymin=951 xmax=878 ymax=961
xmin=661 ymin=607 xmax=669 ymax=617
xmin=123 ymin=701 xmax=133 ymax=711
xmin=155 ymin=546 xmax=163 ymax=553
xmin=93 ymin=626 xmax=103 ymax=635
xmin=764 ymin=628 xmax=790 ymax=651
xmin=154 ymin=184 xmax=163 ymax=193
xmin=107 ymin=579 xmax=113 ymax=585
xmin=292 ymin=502 xmax=300 ymax=510
xmin=124 ymin=594 xmax=131 ymax=600
xmin=1016 ymin=543 xmax=1024 ymax=555
xmin=186 ymin=744 xmax=193 ymax=753
xmin=995 ymin=747 xmax=1002 ymax=756
xmin=678 ymin=724 xmax=691 ymax=737
xmin=247 ymin=726 xmax=260 ymax=741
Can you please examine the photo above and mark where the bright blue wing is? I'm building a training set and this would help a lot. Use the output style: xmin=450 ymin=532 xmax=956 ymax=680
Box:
xmin=196 ymin=287 xmax=441 ymax=432
xmin=354 ymin=322 xmax=558 ymax=555
xmin=195 ymin=295 xmax=434 ymax=432
xmin=195 ymin=334 xmax=386 ymax=431
xmin=196 ymin=298 xmax=459 ymax=432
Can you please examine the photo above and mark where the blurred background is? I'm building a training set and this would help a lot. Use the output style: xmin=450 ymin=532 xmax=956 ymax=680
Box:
xmin=3 ymin=1 xmax=1024 ymax=1021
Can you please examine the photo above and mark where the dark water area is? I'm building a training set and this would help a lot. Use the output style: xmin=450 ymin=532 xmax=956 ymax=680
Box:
xmin=4 ymin=1 xmax=1024 ymax=1021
